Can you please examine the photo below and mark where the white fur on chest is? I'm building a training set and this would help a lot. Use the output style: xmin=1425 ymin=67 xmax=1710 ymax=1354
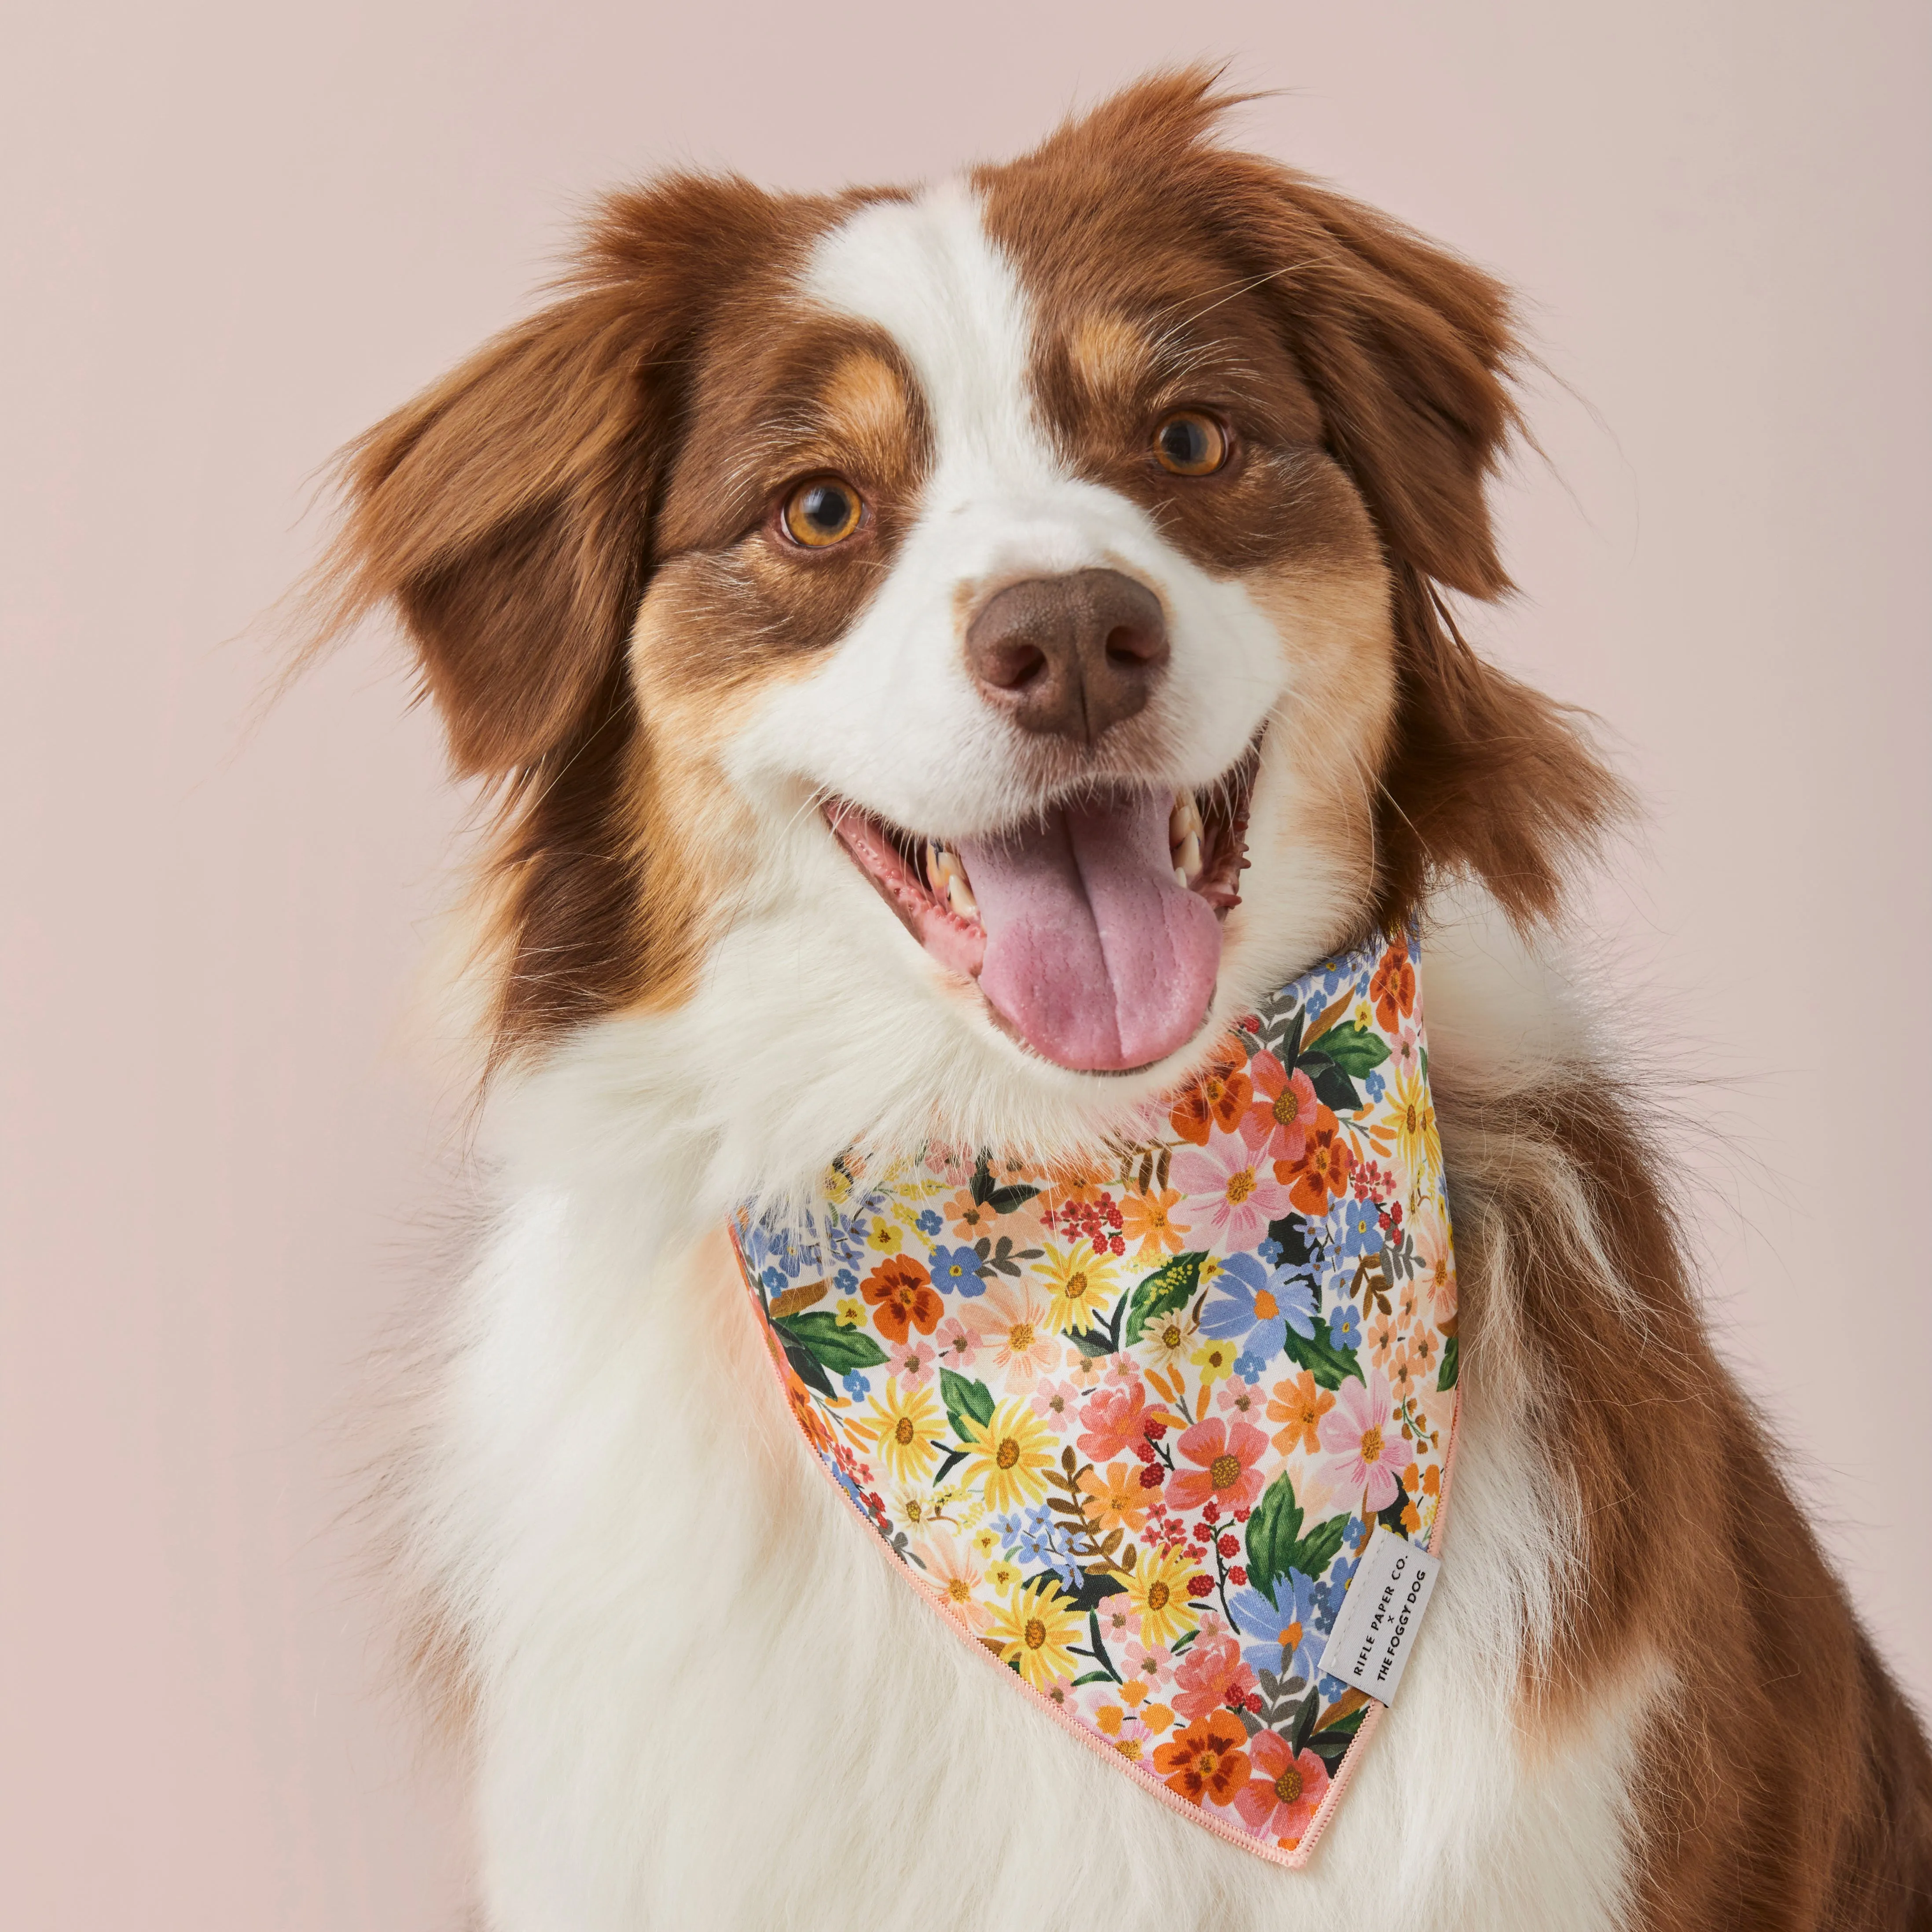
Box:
xmin=428 ymin=924 xmax=1651 ymax=1931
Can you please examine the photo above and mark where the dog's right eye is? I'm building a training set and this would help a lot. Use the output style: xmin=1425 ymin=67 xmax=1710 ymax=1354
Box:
xmin=781 ymin=477 xmax=866 ymax=548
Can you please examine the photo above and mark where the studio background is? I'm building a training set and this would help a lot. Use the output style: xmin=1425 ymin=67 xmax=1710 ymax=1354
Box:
xmin=2 ymin=4 xmax=1926 ymax=1925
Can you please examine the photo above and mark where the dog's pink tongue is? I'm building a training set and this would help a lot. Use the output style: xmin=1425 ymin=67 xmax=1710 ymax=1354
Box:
xmin=956 ymin=789 xmax=1221 ymax=1072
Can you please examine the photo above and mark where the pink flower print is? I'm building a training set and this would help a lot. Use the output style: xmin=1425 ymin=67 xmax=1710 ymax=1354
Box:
xmin=1215 ymin=1376 xmax=1263 ymax=1422
xmin=1171 ymin=1128 xmax=1290 ymax=1251
xmin=1164 ymin=1415 xmax=1268 ymax=1514
xmin=1031 ymin=1378 xmax=1080 ymax=1428
xmin=1171 ymin=1629 xmax=1256 ymax=1723
xmin=1122 ymin=1639 xmax=1176 ymax=1688
xmin=1389 ymin=1025 xmax=1422 ymax=1080
xmin=890 ymin=1337 xmax=937 ymax=1386
xmin=933 ymin=1317 xmax=978 ymax=1370
xmin=1316 ymin=1371 xmax=1414 ymax=1513
xmin=967 ymin=1282 xmax=1058 ymax=1388
xmin=1077 ymin=1379 xmax=1154 ymax=1463
xmin=1239 ymin=1053 xmax=1321 ymax=1165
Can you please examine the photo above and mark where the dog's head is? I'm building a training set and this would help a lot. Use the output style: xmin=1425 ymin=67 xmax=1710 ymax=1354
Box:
xmin=322 ymin=70 xmax=1616 ymax=1154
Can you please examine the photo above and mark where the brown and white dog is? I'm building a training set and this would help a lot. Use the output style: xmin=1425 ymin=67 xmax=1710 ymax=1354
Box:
xmin=317 ymin=70 xmax=1932 ymax=1931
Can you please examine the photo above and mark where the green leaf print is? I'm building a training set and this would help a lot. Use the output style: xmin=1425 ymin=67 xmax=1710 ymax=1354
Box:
xmin=1122 ymin=1251 xmax=1208 ymax=1346
xmin=939 ymin=1368 xmax=996 ymax=1441
xmin=1438 ymin=1333 xmax=1458 ymax=1392
xmin=1282 ymin=1320 xmax=1364 ymax=1391
xmin=772 ymin=1311 xmax=888 ymax=1376
xmin=1245 ymin=1473 xmax=1305 ymax=1600
xmin=1311 ymin=1023 xmax=1390 ymax=1078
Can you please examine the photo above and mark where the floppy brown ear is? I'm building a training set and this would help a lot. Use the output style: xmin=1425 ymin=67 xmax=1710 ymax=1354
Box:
xmin=1084 ymin=66 xmax=1627 ymax=925
xmin=1219 ymin=146 xmax=1626 ymax=923
xmin=320 ymin=173 xmax=775 ymax=777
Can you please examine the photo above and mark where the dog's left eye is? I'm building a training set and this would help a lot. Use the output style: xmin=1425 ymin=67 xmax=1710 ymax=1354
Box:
xmin=1152 ymin=411 xmax=1230 ymax=477
xmin=781 ymin=477 xmax=866 ymax=548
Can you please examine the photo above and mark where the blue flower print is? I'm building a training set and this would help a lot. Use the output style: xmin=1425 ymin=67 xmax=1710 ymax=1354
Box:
xmin=834 ymin=1268 xmax=859 ymax=1296
xmin=841 ymin=1370 xmax=872 ymax=1403
xmin=1257 ymin=1237 xmax=1284 ymax=1265
xmin=1329 ymin=1194 xmax=1385 ymax=1263
xmin=1363 ymin=1069 xmax=1387 ymax=1103
xmin=991 ymin=1504 xmax=1079 ymax=1589
xmin=929 ymin=1244 xmax=986 ymax=1297
xmin=1328 ymin=1303 xmax=1363 ymax=1351
xmin=761 ymin=1266 xmax=787 ymax=1294
xmin=915 ymin=1208 xmax=944 ymax=1239
xmin=1235 ymin=1350 xmax=1268 ymax=1383
xmin=1229 ymin=1568 xmax=1326 ymax=1683
xmin=1200 ymin=1249 xmax=1316 ymax=1363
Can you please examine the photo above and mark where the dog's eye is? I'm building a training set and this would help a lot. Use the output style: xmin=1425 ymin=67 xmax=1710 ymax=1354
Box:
xmin=781 ymin=477 xmax=865 ymax=548
xmin=1152 ymin=411 xmax=1229 ymax=477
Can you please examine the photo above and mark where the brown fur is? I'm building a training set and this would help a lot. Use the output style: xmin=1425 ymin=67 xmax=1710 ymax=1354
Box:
xmin=1441 ymin=1058 xmax=1932 ymax=1927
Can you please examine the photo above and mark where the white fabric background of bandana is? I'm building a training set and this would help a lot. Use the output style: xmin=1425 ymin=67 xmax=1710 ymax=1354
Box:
xmin=731 ymin=928 xmax=1460 ymax=1866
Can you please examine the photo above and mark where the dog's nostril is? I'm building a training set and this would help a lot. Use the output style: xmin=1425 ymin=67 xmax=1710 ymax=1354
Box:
xmin=1105 ymin=623 xmax=1160 ymax=667
xmin=983 ymin=642 xmax=1048 ymax=691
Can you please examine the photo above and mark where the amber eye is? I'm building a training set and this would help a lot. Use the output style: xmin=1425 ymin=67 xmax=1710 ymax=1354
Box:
xmin=1152 ymin=411 xmax=1229 ymax=477
xmin=781 ymin=476 xmax=865 ymax=547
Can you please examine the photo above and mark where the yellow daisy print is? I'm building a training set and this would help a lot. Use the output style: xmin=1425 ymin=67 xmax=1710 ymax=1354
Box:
xmin=987 ymin=1576 xmax=1085 ymax=1690
xmin=958 ymin=1398 xmax=1057 ymax=1513
xmin=1038 ymin=1240 xmax=1124 ymax=1335
xmin=1389 ymin=1064 xmax=1442 ymax=1193
xmin=1124 ymin=1543 xmax=1205 ymax=1649
xmin=856 ymin=1378 xmax=944 ymax=1486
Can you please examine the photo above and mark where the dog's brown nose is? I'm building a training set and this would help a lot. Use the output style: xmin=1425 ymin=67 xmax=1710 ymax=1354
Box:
xmin=964 ymin=568 xmax=1168 ymax=744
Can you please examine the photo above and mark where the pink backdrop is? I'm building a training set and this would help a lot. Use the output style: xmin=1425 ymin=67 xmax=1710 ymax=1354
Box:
xmin=3 ymin=4 xmax=1926 ymax=1923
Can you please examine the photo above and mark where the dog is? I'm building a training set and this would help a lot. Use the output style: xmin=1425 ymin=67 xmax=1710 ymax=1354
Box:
xmin=314 ymin=68 xmax=1932 ymax=1930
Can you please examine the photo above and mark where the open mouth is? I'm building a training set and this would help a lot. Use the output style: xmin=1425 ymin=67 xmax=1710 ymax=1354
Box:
xmin=824 ymin=746 xmax=1256 ymax=1074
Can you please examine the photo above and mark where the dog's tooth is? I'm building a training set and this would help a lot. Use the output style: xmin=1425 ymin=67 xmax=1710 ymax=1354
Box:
xmin=1176 ymin=830 xmax=1202 ymax=882
xmin=1169 ymin=792 xmax=1201 ymax=845
xmin=925 ymin=842 xmax=944 ymax=895
xmin=947 ymin=872 xmax=978 ymax=920
xmin=1174 ymin=865 xmax=1190 ymax=888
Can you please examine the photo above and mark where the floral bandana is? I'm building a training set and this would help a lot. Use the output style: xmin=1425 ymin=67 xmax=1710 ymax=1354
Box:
xmin=729 ymin=928 xmax=1459 ymax=1867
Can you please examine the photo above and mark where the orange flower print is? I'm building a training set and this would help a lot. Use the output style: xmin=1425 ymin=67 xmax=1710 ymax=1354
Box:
xmin=1168 ymin=1039 xmax=1252 ymax=1146
xmin=942 ymin=1190 xmax=998 ymax=1241
xmin=862 ymin=1254 xmax=941 ymax=1344
xmin=1370 ymin=942 xmax=1416 ymax=1032
xmin=1078 ymin=1459 xmax=1153 ymax=1534
xmin=1267 ymin=1370 xmax=1336 ymax=1457
xmin=1120 ymin=1186 xmax=1187 ymax=1258
xmin=1388 ymin=1342 xmax=1419 ymax=1404
xmin=1278 ymin=1124 xmax=1353 ymax=1215
xmin=1037 ymin=1153 xmax=1110 ymax=1218
xmin=1234 ymin=1730 xmax=1330 ymax=1842
xmin=1153 ymin=1709 xmax=1252 ymax=1807
xmin=1366 ymin=1308 xmax=1399 ymax=1367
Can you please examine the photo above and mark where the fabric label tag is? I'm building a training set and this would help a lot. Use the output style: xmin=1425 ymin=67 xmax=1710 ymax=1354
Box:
xmin=1318 ymin=1525 xmax=1441 ymax=1704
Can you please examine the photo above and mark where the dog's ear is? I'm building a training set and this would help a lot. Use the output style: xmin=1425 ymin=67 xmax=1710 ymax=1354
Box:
xmin=319 ymin=174 xmax=772 ymax=777
xmin=1221 ymin=150 xmax=1626 ymax=923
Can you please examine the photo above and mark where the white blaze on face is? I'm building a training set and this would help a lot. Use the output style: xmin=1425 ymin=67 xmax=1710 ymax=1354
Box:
xmin=734 ymin=180 xmax=1298 ymax=1074
xmin=735 ymin=179 xmax=1287 ymax=839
